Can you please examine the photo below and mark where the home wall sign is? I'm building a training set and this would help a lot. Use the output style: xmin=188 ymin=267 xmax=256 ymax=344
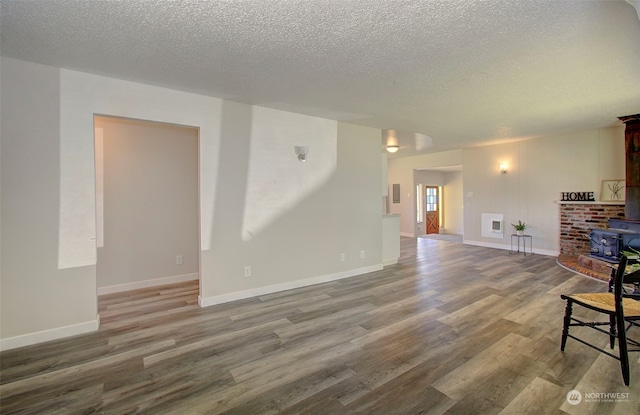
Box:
xmin=560 ymin=192 xmax=595 ymax=202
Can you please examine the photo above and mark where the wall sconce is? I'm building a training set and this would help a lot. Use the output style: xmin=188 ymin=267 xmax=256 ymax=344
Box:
xmin=294 ymin=146 xmax=309 ymax=162
xmin=386 ymin=145 xmax=399 ymax=153
xmin=499 ymin=163 xmax=508 ymax=174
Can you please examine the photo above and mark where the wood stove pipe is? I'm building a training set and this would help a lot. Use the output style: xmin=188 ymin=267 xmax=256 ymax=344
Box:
xmin=619 ymin=114 xmax=640 ymax=221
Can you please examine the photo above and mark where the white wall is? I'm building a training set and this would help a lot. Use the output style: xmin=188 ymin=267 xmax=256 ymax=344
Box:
xmin=58 ymin=65 xmax=222 ymax=269
xmin=443 ymin=170 xmax=463 ymax=235
xmin=95 ymin=117 xmax=199 ymax=292
xmin=199 ymin=112 xmax=383 ymax=305
xmin=462 ymin=127 xmax=624 ymax=254
xmin=1 ymin=58 xmax=99 ymax=349
xmin=388 ymin=127 xmax=624 ymax=255
xmin=0 ymin=57 xmax=383 ymax=349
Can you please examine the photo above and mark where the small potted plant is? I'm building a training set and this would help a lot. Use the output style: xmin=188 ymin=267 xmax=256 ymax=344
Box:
xmin=511 ymin=220 xmax=529 ymax=236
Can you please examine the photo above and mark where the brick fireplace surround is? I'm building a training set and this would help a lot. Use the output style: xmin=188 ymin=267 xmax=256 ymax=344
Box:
xmin=559 ymin=202 xmax=625 ymax=256
xmin=559 ymin=114 xmax=640 ymax=279
xmin=558 ymin=202 xmax=625 ymax=280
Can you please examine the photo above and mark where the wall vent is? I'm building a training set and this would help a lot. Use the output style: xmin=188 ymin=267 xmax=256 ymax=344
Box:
xmin=481 ymin=213 xmax=504 ymax=239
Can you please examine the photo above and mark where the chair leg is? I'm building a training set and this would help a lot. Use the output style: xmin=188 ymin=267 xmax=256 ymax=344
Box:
xmin=616 ymin=312 xmax=630 ymax=386
xmin=561 ymin=299 xmax=573 ymax=351
xmin=609 ymin=313 xmax=617 ymax=349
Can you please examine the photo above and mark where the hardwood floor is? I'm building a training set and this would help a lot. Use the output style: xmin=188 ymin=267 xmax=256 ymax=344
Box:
xmin=1 ymin=237 xmax=639 ymax=414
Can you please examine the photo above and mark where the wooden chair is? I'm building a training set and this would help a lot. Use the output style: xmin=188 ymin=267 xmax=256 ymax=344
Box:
xmin=560 ymin=254 xmax=640 ymax=385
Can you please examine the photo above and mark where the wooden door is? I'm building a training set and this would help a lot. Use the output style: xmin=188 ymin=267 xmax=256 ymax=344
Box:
xmin=425 ymin=186 xmax=439 ymax=234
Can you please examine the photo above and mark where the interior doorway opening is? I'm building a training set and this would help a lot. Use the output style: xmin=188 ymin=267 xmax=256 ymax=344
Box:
xmin=93 ymin=115 xmax=201 ymax=318
xmin=414 ymin=165 xmax=463 ymax=238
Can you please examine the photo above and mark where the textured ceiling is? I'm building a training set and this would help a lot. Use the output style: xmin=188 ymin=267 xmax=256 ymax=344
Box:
xmin=2 ymin=0 xmax=639 ymax=158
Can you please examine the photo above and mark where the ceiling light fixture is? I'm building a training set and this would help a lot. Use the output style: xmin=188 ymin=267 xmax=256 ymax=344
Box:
xmin=386 ymin=145 xmax=399 ymax=153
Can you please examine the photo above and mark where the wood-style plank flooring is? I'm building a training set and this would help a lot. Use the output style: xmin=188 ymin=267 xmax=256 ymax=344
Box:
xmin=2 ymin=237 xmax=639 ymax=414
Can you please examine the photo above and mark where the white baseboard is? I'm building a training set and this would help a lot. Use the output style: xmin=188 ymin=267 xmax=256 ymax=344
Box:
xmin=382 ymin=257 xmax=399 ymax=266
xmin=530 ymin=247 xmax=558 ymax=256
xmin=199 ymin=264 xmax=383 ymax=308
xmin=0 ymin=318 xmax=99 ymax=351
xmin=97 ymin=273 xmax=199 ymax=295
xmin=462 ymin=240 xmax=558 ymax=257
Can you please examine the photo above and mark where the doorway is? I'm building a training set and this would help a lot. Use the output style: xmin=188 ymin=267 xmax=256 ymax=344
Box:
xmin=94 ymin=116 xmax=200 ymax=300
xmin=414 ymin=166 xmax=463 ymax=237
xmin=425 ymin=186 xmax=440 ymax=234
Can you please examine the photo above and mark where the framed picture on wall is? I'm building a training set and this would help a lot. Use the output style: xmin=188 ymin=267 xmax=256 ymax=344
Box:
xmin=600 ymin=180 xmax=625 ymax=202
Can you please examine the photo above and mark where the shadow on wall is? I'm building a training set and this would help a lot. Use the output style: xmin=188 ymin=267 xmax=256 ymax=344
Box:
xmin=240 ymin=107 xmax=338 ymax=241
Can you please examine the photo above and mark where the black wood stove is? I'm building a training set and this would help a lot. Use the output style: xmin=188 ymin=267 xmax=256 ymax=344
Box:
xmin=589 ymin=219 xmax=640 ymax=263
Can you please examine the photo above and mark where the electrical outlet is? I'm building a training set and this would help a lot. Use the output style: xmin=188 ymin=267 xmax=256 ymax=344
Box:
xmin=340 ymin=253 xmax=346 ymax=262
xmin=360 ymin=250 xmax=365 ymax=259
xmin=244 ymin=266 xmax=252 ymax=277
xmin=176 ymin=255 xmax=183 ymax=265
